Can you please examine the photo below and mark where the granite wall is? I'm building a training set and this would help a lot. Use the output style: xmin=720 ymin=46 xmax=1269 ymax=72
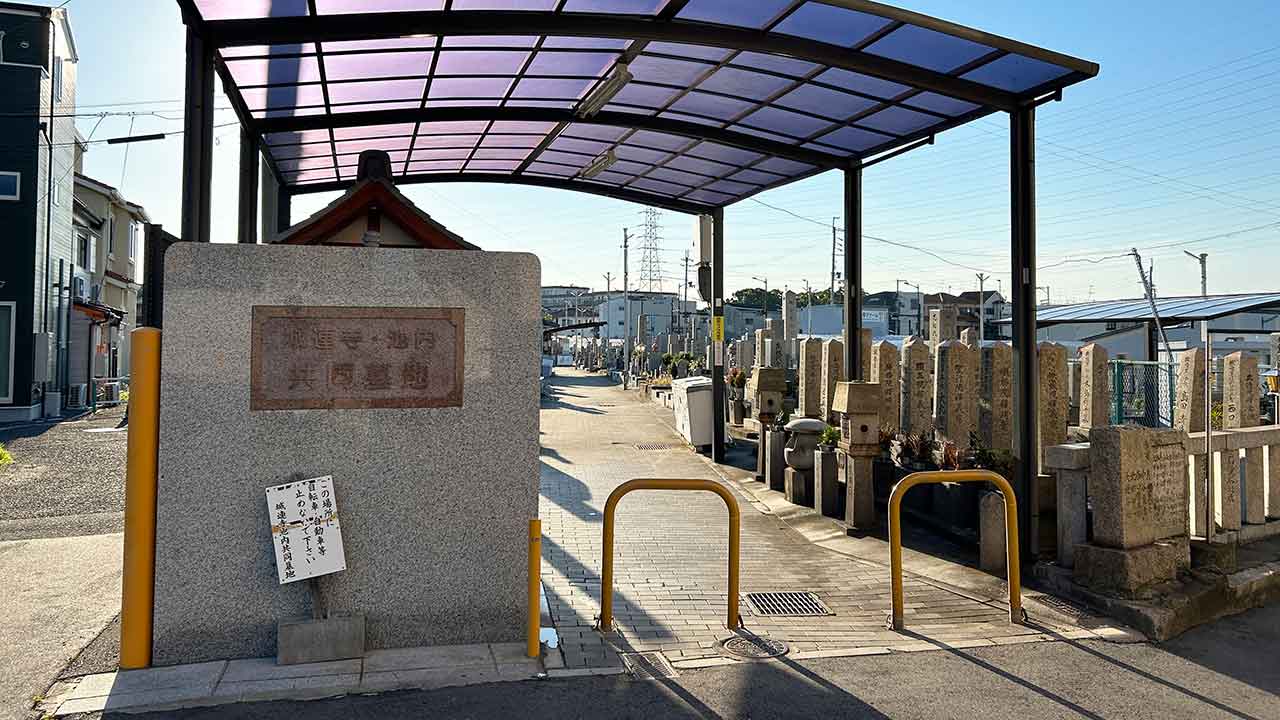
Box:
xmin=153 ymin=244 xmax=541 ymax=665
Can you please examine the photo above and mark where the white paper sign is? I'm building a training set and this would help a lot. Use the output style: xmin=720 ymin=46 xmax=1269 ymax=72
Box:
xmin=265 ymin=475 xmax=347 ymax=584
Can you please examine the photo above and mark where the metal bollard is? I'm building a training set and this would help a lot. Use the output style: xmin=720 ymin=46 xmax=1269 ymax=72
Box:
xmin=120 ymin=327 xmax=161 ymax=669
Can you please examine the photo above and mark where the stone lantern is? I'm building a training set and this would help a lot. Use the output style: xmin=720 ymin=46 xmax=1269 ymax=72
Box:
xmin=782 ymin=417 xmax=827 ymax=506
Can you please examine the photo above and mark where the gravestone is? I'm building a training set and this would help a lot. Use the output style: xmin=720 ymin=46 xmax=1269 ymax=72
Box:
xmin=870 ymin=340 xmax=900 ymax=433
xmin=980 ymin=342 xmax=1013 ymax=451
xmin=797 ymin=338 xmax=824 ymax=418
xmin=1078 ymin=343 xmax=1111 ymax=429
xmin=754 ymin=329 xmax=768 ymax=368
xmin=960 ymin=327 xmax=978 ymax=348
xmin=153 ymin=244 xmax=539 ymax=665
xmin=1173 ymin=348 xmax=1205 ymax=432
xmin=739 ymin=336 xmax=755 ymax=370
xmin=934 ymin=340 xmax=978 ymax=448
xmin=857 ymin=327 xmax=873 ymax=382
xmin=928 ymin=307 xmax=957 ymax=348
xmin=1038 ymin=342 xmax=1069 ymax=468
xmin=820 ymin=339 xmax=844 ymax=424
xmin=763 ymin=339 xmax=775 ymax=373
xmin=765 ymin=319 xmax=783 ymax=368
xmin=901 ymin=335 xmax=932 ymax=434
xmin=1224 ymin=351 xmax=1263 ymax=524
xmin=1271 ymin=333 xmax=1280 ymax=367
xmin=783 ymin=291 xmax=798 ymax=369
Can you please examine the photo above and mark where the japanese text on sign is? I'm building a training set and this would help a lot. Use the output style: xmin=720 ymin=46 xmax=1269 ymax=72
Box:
xmin=250 ymin=306 xmax=464 ymax=410
xmin=266 ymin=475 xmax=347 ymax=585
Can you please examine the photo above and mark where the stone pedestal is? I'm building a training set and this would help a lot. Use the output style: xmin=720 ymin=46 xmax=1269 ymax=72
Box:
xmin=844 ymin=454 xmax=876 ymax=529
xmin=785 ymin=467 xmax=814 ymax=507
xmin=814 ymin=449 xmax=841 ymax=518
xmin=766 ymin=429 xmax=786 ymax=492
xmin=1073 ymin=537 xmax=1190 ymax=598
xmin=1056 ymin=467 xmax=1087 ymax=569
xmin=901 ymin=336 xmax=931 ymax=434
xmin=870 ymin=340 xmax=900 ymax=433
xmin=979 ymin=492 xmax=1007 ymax=577
xmin=730 ymin=399 xmax=745 ymax=426
xmin=928 ymin=307 xmax=957 ymax=348
xmin=960 ymin=327 xmax=978 ymax=348
xmin=1078 ymin=343 xmax=1110 ymax=429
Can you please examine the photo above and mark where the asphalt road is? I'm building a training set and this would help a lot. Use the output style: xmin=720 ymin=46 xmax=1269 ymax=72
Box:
xmin=116 ymin=604 xmax=1279 ymax=720
xmin=0 ymin=408 xmax=128 ymax=541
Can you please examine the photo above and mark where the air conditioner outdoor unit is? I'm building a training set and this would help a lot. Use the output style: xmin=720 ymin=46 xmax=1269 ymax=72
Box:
xmin=69 ymin=383 xmax=87 ymax=408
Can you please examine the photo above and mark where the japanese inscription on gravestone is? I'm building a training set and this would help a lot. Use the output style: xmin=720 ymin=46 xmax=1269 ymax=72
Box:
xmin=251 ymin=306 xmax=464 ymax=410
xmin=266 ymin=475 xmax=347 ymax=584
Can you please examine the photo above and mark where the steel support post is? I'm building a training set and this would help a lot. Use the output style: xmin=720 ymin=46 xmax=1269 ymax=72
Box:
xmin=711 ymin=207 xmax=726 ymax=463
xmin=237 ymin=127 xmax=259 ymax=244
xmin=843 ymin=167 xmax=863 ymax=380
xmin=277 ymin=185 xmax=292 ymax=235
xmin=180 ymin=26 xmax=214 ymax=244
xmin=1010 ymin=106 xmax=1038 ymax=558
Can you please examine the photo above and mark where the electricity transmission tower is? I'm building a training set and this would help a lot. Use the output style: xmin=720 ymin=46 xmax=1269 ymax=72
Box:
xmin=637 ymin=207 xmax=665 ymax=293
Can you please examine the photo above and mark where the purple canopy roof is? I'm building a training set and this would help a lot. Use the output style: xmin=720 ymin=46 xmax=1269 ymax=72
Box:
xmin=184 ymin=0 xmax=1097 ymax=212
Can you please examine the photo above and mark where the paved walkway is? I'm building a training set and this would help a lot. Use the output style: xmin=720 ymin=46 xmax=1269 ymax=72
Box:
xmin=538 ymin=370 xmax=1114 ymax=670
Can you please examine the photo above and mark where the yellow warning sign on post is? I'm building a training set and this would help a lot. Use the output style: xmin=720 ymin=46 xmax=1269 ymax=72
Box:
xmin=711 ymin=316 xmax=724 ymax=342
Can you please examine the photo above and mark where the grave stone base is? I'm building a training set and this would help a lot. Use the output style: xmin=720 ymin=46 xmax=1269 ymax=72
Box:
xmin=844 ymin=456 xmax=876 ymax=529
xmin=766 ymin=430 xmax=786 ymax=492
xmin=1073 ymin=536 xmax=1190 ymax=597
xmin=785 ymin=468 xmax=814 ymax=507
xmin=814 ymin=450 xmax=842 ymax=518
xmin=277 ymin=613 xmax=366 ymax=666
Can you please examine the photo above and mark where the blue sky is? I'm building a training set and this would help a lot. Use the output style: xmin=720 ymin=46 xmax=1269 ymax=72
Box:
xmin=54 ymin=0 xmax=1280 ymax=303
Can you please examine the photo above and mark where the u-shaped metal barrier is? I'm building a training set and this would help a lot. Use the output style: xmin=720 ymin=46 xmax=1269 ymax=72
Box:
xmin=889 ymin=470 xmax=1023 ymax=631
xmin=598 ymin=478 xmax=740 ymax=633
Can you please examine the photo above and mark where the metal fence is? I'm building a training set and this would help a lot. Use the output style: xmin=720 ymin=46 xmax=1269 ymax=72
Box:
xmin=1110 ymin=360 xmax=1176 ymax=428
xmin=91 ymin=376 xmax=131 ymax=411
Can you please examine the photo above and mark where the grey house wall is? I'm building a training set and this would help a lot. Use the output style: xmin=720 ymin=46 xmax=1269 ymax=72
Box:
xmin=153 ymin=244 xmax=542 ymax=665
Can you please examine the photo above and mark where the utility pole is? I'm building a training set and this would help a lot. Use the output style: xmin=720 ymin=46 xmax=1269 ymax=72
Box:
xmin=975 ymin=272 xmax=990 ymax=342
xmin=1132 ymin=248 xmax=1173 ymax=363
xmin=1184 ymin=251 xmax=1207 ymax=297
xmin=602 ymin=272 xmax=613 ymax=342
xmin=830 ymin=218 xmax=838 ymax=299
xmin=1036 ymin=285 xmax=1051 ymax=306
xmin=622 ymin=229 xmax=630 ymax=388
xmin=682 ymin=250 xmax=690 ymax=335
xmin=752 ymin=275 xmax=769 ymax=317
xmin=803 ymin=279 xmax=812 ymax=334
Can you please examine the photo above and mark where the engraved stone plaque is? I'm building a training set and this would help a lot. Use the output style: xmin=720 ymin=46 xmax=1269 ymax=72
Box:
xmin=251 ymin=306 xmax=464 ymax=411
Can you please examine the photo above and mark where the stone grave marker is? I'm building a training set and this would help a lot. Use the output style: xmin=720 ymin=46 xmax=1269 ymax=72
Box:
xmin=980 ymin=341 xmax=1013 ymax=451
xmin=901 ymin=335 xmax=932 ymax=434
xmin=960 ymin=327 xmax=978 ymax=348
xmin=754 ymin=329 xmax=767 ymax=368
xmin=820 ymin=339 xmax=844 ymax=424
xmin=1078 ymin=343 xmax=1111 ymax=429
xmin=783 ymin=291 xmax=798 ymax=369
xmin=797 ymin=338 xmax=823 ymax=418
xmin=870 ymin=340 xmax=900 ymax=433
xmin=1224 ymin=351 xmax=1263 ymax=524
xmin=934 ymin=340 xmax=978 ymax=447
xmin=1038 ymin=342 xmax=1069 ymax=467
xmin=1173 ymin=348 xmax=1205 ymax=432
xmin=928 ymin=307 xmax=957 ymax=348
xmin=1089 ymin=426 xmax=1188 ymax=549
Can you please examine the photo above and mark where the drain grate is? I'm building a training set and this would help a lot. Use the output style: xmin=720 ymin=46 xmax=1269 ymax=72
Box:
xmin=620 ymin=651 xmax=679 ymax=679
xmin=1033 ymin=594 xmax=1091 ymax=619
xmin=719 ymin=635 xmax=790 ymax=660
xmin=634 ymin=442 xmax=680 ymax=451
xmin=745 ymin=591 xmax=833 ymax=617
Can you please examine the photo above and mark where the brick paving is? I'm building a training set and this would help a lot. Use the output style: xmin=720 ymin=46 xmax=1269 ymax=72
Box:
xmin=538 ymin=370 xmax=1076 ymax=670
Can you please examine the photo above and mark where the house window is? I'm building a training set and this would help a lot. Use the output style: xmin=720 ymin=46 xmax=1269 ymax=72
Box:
xmin=107 ymin=217 xmax=115 ymax=256
xmin=51 ymin=180 xmax=61 ymax=206
xmin=128 ymin=222 xmax=137 ymax=260
xmin=77 ymin=231 xmax=92 ymax=268
xmin=0 ymin=172 xmax=18 ymax=201
xmin=52 ymin=57 xmax=63 ymax=102
xmin=0 ymin=301 xmax=14 ymax=404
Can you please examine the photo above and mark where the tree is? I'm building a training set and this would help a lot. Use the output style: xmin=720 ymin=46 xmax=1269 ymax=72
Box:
xmin=730 ymin=287 xmax=783 ymax=310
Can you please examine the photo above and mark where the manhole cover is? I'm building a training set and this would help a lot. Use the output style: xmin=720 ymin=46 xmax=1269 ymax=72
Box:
xmin=620 ymin=651 xmax=678 ymax=679
xmin=745 ymin=591 xmax=833 ymax=617
xmin=719 ymin=635 xmax=790 ymax=660
xmin=634 ymin=442 xmax=679 ymax=451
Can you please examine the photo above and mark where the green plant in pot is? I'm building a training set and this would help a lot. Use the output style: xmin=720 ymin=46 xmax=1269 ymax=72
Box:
xmin=818 ymin=425 xmax=841 ymax=451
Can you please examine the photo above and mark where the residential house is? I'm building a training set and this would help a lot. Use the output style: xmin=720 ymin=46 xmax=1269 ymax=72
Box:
xmin=73 ymin=173 xmax=149 ymax=387
xmin=865 ymin=290 xmax=922 ymax=336
xmin=922 ymin=290 xmax=1009 ymax=341
xmin=0 ymin=2 xmax=77 ymax=421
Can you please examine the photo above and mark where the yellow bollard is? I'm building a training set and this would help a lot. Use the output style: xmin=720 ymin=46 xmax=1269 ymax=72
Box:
xmin=527 ymin=518 xmax=542 ymax=659
xmin=888 ymin=469 xmax=1021 ymax=631
xmin=121 ymin=327 xmax=162 ymax=669
xmin=599 ymin=478 xmax=739 ymax=633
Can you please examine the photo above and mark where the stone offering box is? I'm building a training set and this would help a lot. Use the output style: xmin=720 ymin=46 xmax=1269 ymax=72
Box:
xmin=152 ymin=244 xmax=541 ymax=665
xmin=748 ymin=367 xmax=786 ymax=420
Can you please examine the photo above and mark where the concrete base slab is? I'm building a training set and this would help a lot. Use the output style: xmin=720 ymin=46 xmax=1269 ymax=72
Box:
xmin=277 ymin=613 xmax=365 ymax=665
xmin=41 ymin=642 xmax=542 ymax=716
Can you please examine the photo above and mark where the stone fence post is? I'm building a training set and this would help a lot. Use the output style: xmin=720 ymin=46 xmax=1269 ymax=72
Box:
xmin=1078 ymin=343 xmax=1110 ymax=428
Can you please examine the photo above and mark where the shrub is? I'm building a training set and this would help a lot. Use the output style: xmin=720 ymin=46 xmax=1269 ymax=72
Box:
xmin=0 ymin=443 xmax=12 ymax=467
xmin=819 ymin=426 xmax=841 ymax=448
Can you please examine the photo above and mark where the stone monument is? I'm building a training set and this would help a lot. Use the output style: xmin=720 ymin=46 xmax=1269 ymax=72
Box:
xmin=820 ymin=338 xmax=844 ymax=424
xmin=1038 ymin=342 xmax=1069 ymax=468
xmin=1173 ymin=348 xmax=1205 ymax=432
xmin=783 ymin=417 xmax=826 ymax=506
xmin=960 ymin=327 xmax=978 ymax=348
xmin=754 ymin=329 xmax=768 ymax=369
xmin=1078 ymin=343 xmax=1110 ymax=429
xmin=901 ymin=335 xmax=932 ymax=434
xmin=797 ymin=338 xmax=824 ymax=418
xmin=782 ymin=291 xmax=798 ymax=369
xmin=979 ymin=341 xmax=1013 ymax=451
xmin=928 ymin=307 xmax=957 ymax=348
xmin=833 ymin=381 xmax=880 ymax=529
xmin=1074 ymin=426 xmax=1190 ymax=596
xmin=153 ymin=244 xmax=540 ymax=664
xmin=934 ymin=340 xmax=978 ymax=448
xmin=870 ymin=340 xmax=900 ymax=433
xmin=1224 ymin=351 xmax=1263 ymax=525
